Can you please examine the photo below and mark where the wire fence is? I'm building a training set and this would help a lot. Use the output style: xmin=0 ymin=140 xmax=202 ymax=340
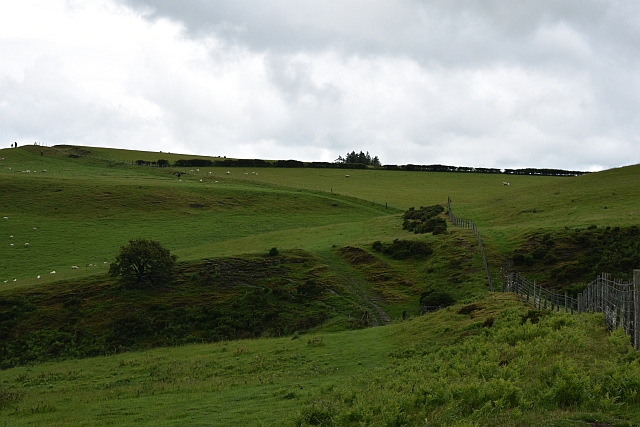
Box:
xmin=446 ymin=196 xmax=640 ymax=349
xmin=503 ymin=270 xmax=640 ymax=349
xmin=447 ymin=197 xmax=494 ymax=291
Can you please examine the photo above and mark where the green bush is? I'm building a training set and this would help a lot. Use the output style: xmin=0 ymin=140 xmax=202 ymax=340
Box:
xmin=108 ymin=239 xmax=177 ymax=288
xmin=378 ymin=239 xmax=433 ymax=260
xmin=419 ymin=289 xmax=455 ymax=308
xmin=402 ymin=205 xmax=447 ymax=235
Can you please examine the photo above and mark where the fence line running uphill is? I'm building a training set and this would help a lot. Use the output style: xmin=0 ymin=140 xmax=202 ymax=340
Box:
xmin=447 ymin=197 xmax=494 ymax=292
xmin=504 ymin=270 xmax=640 ymax=350
xmin=446 ymin=197 xmax=640 ymax=349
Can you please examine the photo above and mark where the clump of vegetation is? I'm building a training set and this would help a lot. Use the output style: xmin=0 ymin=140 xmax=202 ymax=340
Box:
xmin=419 ymin=289 xmax=455 ymax=310
xmin=268 ymin=247 xmax=279 ymax=256
xmin=295 ymin=306 xmax=640 ymax=426
xmin=334 ymin=150 xmax=381 ymax=167
xmin=509 ymin=226 xmax=640 ymax=291
xmin=402 ymin=205 xmax=447 ymax=234
xmin=108 ymin=239 xmax=177 ymax=288
xmin=372 ymin=239 xmax=433 ymax=260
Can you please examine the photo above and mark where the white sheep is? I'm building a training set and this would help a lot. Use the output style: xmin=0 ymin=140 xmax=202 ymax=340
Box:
xmin=42 ymin=169 xmax=46 ymax=172
xmin=214 ymin=180 xmax=218 ymax=183
xmin=3 ymin=217 xmax=7 ymax=220
xmin=37 ymin=275 xmax=40 ymax=279
xmin=50 ymin=271 xmax=56 ymax=274
xmin=208 ymin=171 xmax=212 ymax=174
xmin=88 ymin=263 xmax=94 ymax=267
xmin=252 ymin=172 xmax=255 ymax=174
xmin=502 ymin=182 xmax=510 ymax=186
xmin=255 ymin=173 xmax=258 ymax=175
xmin=244 ymin=173 xmax=248 ymax=176
xmin=72 ymin=266 xmax=79 ymax=269
xmin=24 ymin=243 xmax=29 ymax=247
xmin=13 ymin=279 xmax=16 ymax=282
xmin=9 ymin=243 xmax=13 ymax=247
xmin=103 ymin=261 xmax=108 ymax=265
xmin=226 ymin=171 xmax=230 ymax=175
xmin=345 ymin=174 xmax=350 ymax=178
xmin=196 ymin=168 xmax=199 ymax=172
xmin=9 ymin=235 xmax=13 ymax=239
xmin=33 ymin=227 xmax=37 ymax=230
xmin=199 ymin=179 xmax=203 ymax=182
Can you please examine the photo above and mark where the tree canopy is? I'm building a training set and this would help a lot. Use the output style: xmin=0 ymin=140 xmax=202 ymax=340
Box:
xmin=335 ymin=151 xmax=381 ymax=167
xmin=108 ymin=239 xmax=177 ymax=288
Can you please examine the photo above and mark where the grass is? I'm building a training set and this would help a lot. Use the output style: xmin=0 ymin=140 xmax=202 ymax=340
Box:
xmin=1 ymin=294 xmax=639 ymax=426
xmin=1 ymin=144 xmax=640 ymax=426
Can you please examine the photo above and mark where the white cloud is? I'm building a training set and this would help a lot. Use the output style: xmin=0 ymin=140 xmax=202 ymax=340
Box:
xmin=1 ymin=0 xmax=639 ymax=170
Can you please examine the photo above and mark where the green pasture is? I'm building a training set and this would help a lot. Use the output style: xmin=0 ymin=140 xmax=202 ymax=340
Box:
xmin=1 ymin=294 xmax=639 ymax=426
xmin=1 ymin=144 xmax=640 ymax=426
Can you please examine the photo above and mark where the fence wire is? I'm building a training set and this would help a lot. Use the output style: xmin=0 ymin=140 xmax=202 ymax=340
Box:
xmin=446 ymin=196 xmax=640 ymax=350
xmin=447 ymin=197 xmax=493 ymax=291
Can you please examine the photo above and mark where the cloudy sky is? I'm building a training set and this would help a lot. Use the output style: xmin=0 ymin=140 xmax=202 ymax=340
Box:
xmin=1 ymin=1 xmax=639 ymax=170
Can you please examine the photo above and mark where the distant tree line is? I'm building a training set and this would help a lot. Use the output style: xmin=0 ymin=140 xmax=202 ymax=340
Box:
xmin=383 ymin=164 xmax=588 ymax=176
xmin=133 ymin=157 xmax=587 ymax=176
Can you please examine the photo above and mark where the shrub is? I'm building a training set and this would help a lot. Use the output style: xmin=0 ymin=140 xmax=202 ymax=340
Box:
xmin=268 ymin=247 xmax=279 ymax=256
xmin=380 ymin=239 xmax=433 ymax=260
xmin=402 ymin=205 xmax=447 ymax=235
xmin=108 ymin=239 xmax=177 ymax=288
xmin=419 ymin=289 xmax=455 ymax=308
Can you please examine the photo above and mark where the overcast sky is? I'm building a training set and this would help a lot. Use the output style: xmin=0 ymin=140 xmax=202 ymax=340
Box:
xmin=1 ymin=1 xmax=639 ymax=170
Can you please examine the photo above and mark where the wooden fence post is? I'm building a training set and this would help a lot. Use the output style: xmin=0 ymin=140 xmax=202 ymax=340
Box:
xmin=565 ymin=292 xmax=568 ymax=313
xmin=633 ymin=270 xmax=640 ymax=350
xmin=578 ymin=293 xmax=582 ymax=314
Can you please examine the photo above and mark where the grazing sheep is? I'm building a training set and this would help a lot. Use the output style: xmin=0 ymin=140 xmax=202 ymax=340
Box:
xmin=9 ymin=244 xmax=13 ymax=247
xmin=33 ymin=227 xmax=37 ymax=230
xmin=3 ymin=217 xmax=7 ymax=220
xmin=37 ymin=275 xmax=40 ymax=279
xmin=104 ymin=261 xmax=108 ymax=265
xmin=214 ymin=180 xmax=218 ymax=183
xmin=345 ymin=174 xmax=350 ymax=178
xmin=190 ymin=170 xmax=194 ymax=173
xmin=50 ymin=271 xmax=56 ymax=274
xmin=9 ymin=235 xmax=13 ymax=238
xmin=502 ymin=182 xmax=510 ymax=186
xmin=88 ymin=264 xmax=94 ymax=267
xmin=244 ymin=173 xmax=248 ymax=176
xmin=13 ymin=279 xmax=16 ymax=282
xmin=226 ymin=171 xmax=230 ymax=175
xmin=199 ymin=179 xmax=203 ymax=182
xmin=24 ymin=243 xmax=29 ymax=247
xmin=255 ymin=173 xmax=258 ymax=175
xmin=196 ymin=169 xmax=200 ymax=172
xmin=179 ymin=179 xmax=182 ymax=182
xmin=42 ymin=169 xmax=46 ymax=172
xmin=208 ymin=171 xmax=212 ymax=174
xmin=3 ymin=280 xmax=6 ymax=283
xmin=252 ymin=172 xmax=255 ymax=174
xmin=72 ymin=266 xmax=79 ymax=269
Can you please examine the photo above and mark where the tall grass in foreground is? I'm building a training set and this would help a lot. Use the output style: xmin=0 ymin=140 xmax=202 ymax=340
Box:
xmin=1 ymin=294 xmax=639 ymax=426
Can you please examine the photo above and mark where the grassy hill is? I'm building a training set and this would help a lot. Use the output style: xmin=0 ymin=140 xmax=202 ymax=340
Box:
xmin=1 ymin=145 xmax=640 ymax=426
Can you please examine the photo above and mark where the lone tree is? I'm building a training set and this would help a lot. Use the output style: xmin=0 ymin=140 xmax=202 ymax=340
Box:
xmin=109 ymin=239 xmax=177 ymax=288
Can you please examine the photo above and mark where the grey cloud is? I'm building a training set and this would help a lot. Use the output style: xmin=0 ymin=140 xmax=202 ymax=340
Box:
xmin=108 ymin=1 xmax=640 ymax=169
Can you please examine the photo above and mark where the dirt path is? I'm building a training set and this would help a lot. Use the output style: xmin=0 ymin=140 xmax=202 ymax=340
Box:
xmin=320 ymin=254 xmax=391 ymax=326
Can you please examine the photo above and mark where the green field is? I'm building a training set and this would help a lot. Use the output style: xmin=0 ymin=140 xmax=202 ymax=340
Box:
xmin=1 ymin=145 xmax=640 ymax=426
